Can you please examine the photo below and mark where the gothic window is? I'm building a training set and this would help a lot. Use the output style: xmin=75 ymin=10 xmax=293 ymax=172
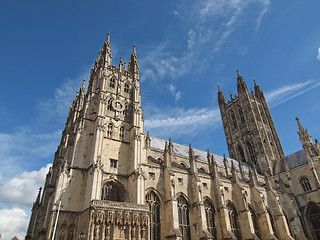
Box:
xmin=238 ymin=105 xmax=245 ymax=123
xmin=107 ymin=123 xmax=113 ymax=138
xmin=227 ymin=202 xmax=240 ymax=239
xmin=110 ymin=159 xmax=117 ymax=168
xmin=267 ymin=209 xmax=277 ymax=238
xmin=249 ymin=206 xmax=260 ymax=238
xmin=199 ymin=168 xmax=207 ymax=174
xmin=300 ymin=177 xmax=312 ymax=192
xmin=146 ymin=192 xmax=161 ymax=240
xmin=247 ymin=142 xmax=257 ymax=165
xmin=124 ymin=82 xmax=129 ymax=93
xmin=119 ymin=126 xmax=125 ymax=140
xmin=107 ymin=98 xmax=113 ymax=111
xmin=230 ymin=110 xmax=237 ymax=129
xmin=178 ymin=196 xmax=191 ymax=240
xmin=238 ymin=145 xmax=246 ymax=163
xmin=123 ymin=103 xmax=128 ymax=116
xmin=109 ymin=78 xmax=115 ymax=88
xmin=307 ymin=203 xmax=320 ymax=239
xmin=204 ymin=200 xmax=217 ymax=239
xmin=102 ymin=182 xmax=124 ymax=202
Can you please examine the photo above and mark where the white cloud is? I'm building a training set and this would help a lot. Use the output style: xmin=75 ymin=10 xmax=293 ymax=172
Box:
xmin=167 ymin=84 xmax=182 ymax=103
xmin=317 ymin=48 xmax=320 ymax=60
xmin=0 ymin=208 xmax=29 ymax=240
xmin=140 ymin=0 xmax=270 ymax=82
xmin=145 ymin=106 xmax=221 ymax=139
xmin=265 ymin=80 xmax=320 ymax=108
xmin=0 ymin=164 xmax=51 ymax=208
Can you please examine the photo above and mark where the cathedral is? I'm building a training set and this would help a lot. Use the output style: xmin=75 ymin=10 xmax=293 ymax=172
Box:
xmin=26 ymin=35 xmax=320 ymax=240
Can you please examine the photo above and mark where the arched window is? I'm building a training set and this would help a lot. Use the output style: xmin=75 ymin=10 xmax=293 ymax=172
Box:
xmin=247 ymin=142 xmax=257 ymax=165
xmin=123 ymin=103 xmax=128 ymax=116
xmin=230 ymin=110 xmax=237 ymax=129
xmin=199 ymin=168 xmax=207 ymax=174
xmin=146 ymin=192 xmax=161 ymax=240
xmin=107 ymin=123 xmax=113 ymax=138
xmin=102 ymin=182 xmax=124 ymax=202
xmin=227 ymin=202 xmax=240 ymax=239
xmin=107 ymin=98 xmax=113 ymax=111
xmin=109 ymin=78 xmax=115 ymax=88
xmin=238 ymin=105 xmax=245 ymax=123
xmin=238 ymin=145 xmax=246 ymax=163
xmin=267 ymin=209 xmax=277 ymax=238
xmin=124 ymin=82 xmax=129 ymax=93
xmin=307 ymin=203 xmax=320 ymax=239
xmin=249 ymin=206 xmax=260 ymax=238
xmin=178 ymin=196 xmax=191 ymax=240
xmin=119 ymin=126 xmax=125 ymax=140
xmin=300 ymin=177 xmax=312 ymax=192
xmin=204 ymin=200 xmax=217 ymax=239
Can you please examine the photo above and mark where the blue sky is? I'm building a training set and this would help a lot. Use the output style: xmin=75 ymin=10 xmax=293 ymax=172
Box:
xmin=0 ymin=0 xmax=319 ymax=239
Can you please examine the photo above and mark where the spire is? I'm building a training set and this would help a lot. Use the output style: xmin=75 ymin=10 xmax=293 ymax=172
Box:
xmin=230 ymin=91 xmax=234 ymax=100
xmin=102 ymin=33 xmax=112 ymax=66
xmin=146 ymin=131 xmax=151 ymax=148
xmin=36 ymin=187 xmax=42 ymax=205
xmin=168 ymin=138 xmax=173 ymax=154
xmin=296 ymin=117 xmax=319 ymax=156
xmin=128 ymin=44 xmax=139 ymax=75
xmin=236 ymin=69 xmax=248 ymax=93
xmin=218 ymin=84 xmax=226 ymax=105
xmin=231 ymin=160 xmax=239 ymax=183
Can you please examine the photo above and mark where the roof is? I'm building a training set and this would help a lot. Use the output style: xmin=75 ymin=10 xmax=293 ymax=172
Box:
xmin=274 ymin=149 xmax=308 ymax=174
xmin=150 ymin=136 xmax=249 ymax=172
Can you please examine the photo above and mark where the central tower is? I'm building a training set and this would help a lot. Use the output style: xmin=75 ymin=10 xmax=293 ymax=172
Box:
xmin=218 ymin=71 xmax=284 ymax=174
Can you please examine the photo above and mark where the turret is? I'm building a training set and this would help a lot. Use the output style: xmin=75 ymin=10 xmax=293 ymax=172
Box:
xmin=236 ymin=70 xmax=248 ymax=94
xmin=218 ymin=84 xmax=226 ymax=105
xmin=128 ymin=45 xmax=139 ymax=76
xmin=102 ymin=33 xmax=112 ymax=66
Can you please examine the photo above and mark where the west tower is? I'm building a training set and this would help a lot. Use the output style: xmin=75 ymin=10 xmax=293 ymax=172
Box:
xmin=218 ymin=71 xmax=284 ymax=174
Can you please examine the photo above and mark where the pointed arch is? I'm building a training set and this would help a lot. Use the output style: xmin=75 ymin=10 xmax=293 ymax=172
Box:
xmin=124 ymin=81 xmax=130 ymax=93
xmin=146 ymin=190 xmax=161 ymax=240
xmin=246 ymin=142 xmax=257 ymax=165
xmin=237 ymin=145 xmax=246 ymax=163
xmin=306 ymin=202 xmax=320 ymax=239
xmin=107 ymin=122 xmax=113 ymax=138
xmin=101 ymin=180 xmax=126 ymax=202
xmin=299 ymin=176 xmax=312 ymax=192
xmin=177 ymin=195 xmax=191 ymax=240
xmin=109 ymin=77 xmax=115 ymax=88
xmin=198 ymin=167 xmax=208 ymax=174
xmin=230 ymin=110 xmax=237 ymax=129
xmin=238 ymin=105 xmax=245 ymax=123
xmin=107 ymin=97 xmax=114 ymax=111
xmin=203 ymin=198 xmax=217 ymax=239
xmin=119 ymin=126 xmax=125 ymax=140
xmin=226 ymin=201 xmax=240 ymax=239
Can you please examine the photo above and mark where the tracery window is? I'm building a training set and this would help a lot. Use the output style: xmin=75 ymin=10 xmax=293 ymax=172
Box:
xmin=109 ymin=78 xmax=115 ymax=88
xmin=204 ymin=200 xmax=217 ymax=239
xmin=102 ymin=182 xmax=124 ymax=202
xmin=238 ymin=105 xmax=245 ymax=123
xmin=146 ymin=192 xmax=161 ymax=240
xmin=308 ymin=203 xmax=320 ymax=239
xmin=123 ymin=104 xmax=128 ymax=116
xmin=107 ymin=123 xmax=113 ymax=138
xmin=249 ymin=206 xmax=260 ymax=238
xmin=178 ymin=196 xmax=191 ymax=240
xmin=230 ymin=110 xmax=237 ymax=129
xmin=107 ymin=98 xmax=113 ymax=111
xmin=300 ymin=177 xmax=312 ymax=192
xmin=119 ymin=126 xmax=125 ymax=140
xmin=227 ymin=202 xmax=240 ymax=239
xmin=247 ymin=142 xmax=257 ymax=165
xmin=238 ymin=145 xmax=246 ymax=163
xmin=124 ymin=82 xmax=129 ymax=93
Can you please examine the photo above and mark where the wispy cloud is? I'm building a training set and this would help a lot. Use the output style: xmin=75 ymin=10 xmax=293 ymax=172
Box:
xmin=0 ymin=208 xmax=29 ymax=240
xmin=317 ymin=47 xmax=320 ymax=60
xmin=168 ymin=84 xmax=182 ymax=103
xmin=265 ymin=80 xmax=320 ymax=107
xmin=140 ymin=0 xmax=270 ymax=82
xmin=145 ymin=106 xmax=221 ymax=139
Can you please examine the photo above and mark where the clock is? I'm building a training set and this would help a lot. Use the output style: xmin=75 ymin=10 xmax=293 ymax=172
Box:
xmin=112 ymin=99 xmax=125 ymax=112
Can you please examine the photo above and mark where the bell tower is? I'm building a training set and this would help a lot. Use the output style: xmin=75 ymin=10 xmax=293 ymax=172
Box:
xmin=218 ymin=71 xmax=284 ymax=174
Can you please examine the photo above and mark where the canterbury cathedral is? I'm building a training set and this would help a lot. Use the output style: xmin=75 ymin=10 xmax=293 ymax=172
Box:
xmin=26 ymin=35 xmax=320 ymax=240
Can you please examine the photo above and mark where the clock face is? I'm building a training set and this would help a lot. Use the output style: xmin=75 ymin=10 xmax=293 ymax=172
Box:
xmin=112 ymin=99 xmax=125 ymax=112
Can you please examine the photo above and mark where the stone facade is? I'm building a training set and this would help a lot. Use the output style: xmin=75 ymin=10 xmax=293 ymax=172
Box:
xmin=26 ymin=35 xmax=320 ymax=240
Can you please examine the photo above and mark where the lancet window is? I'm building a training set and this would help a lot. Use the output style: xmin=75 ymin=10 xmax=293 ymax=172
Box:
xmin=178 ymin=196 xmax=191 ymax=240
xmin=238 ymin=105 xmax=245 ymax=123
xmin=119 ymin=126 xmax=125 ymax=140
xmin=102 ymin=182 xmax=124 ymax=202
xmin=300 ymin=177 xmax=312 ymax=192
xmin=107 ymin=98 xmax=113 ymax=111
xmin=107 ymin=123 xmax=113 ymax=138
xmin=124 ymin=82 xmax=129 ymax=93
xmin=227 ymin=202 xmax=240 ymax=239
xmin=204 ymin=200 xmax=217 ymax=239
xmin=247 ymin=142 xmax=257 ymax=165
xmin=230 ymin=110 xmax=237 ymax=129
xmin=146 ymin=192 xmax=161 ymax=240
xmin=238 ymin=145 xmax=246 ymax=163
